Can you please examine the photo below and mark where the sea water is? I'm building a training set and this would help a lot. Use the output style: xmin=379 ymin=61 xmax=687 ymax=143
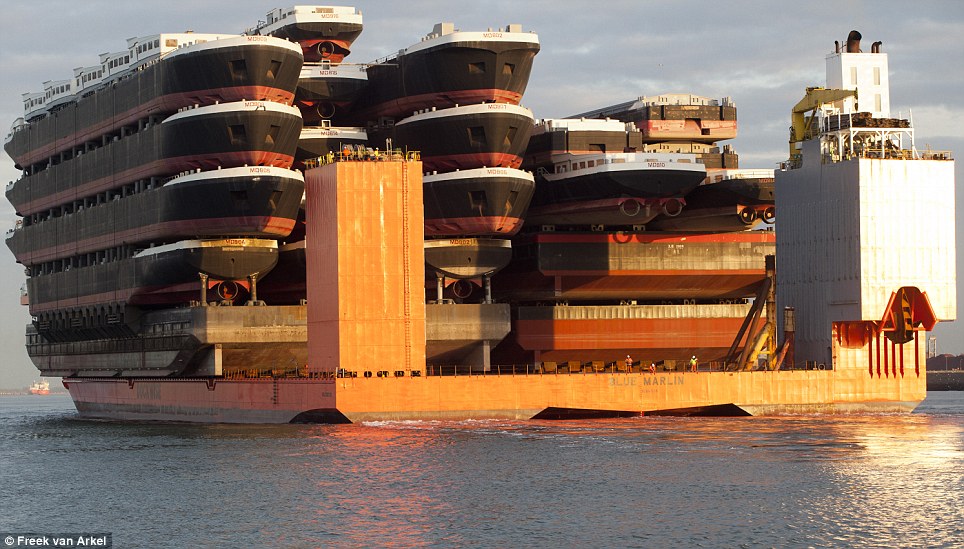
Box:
xmin=1 ymin=392 xmax=961 ymax=548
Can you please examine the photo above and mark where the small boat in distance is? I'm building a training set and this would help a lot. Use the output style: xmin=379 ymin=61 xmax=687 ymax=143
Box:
xmin=29 ymin=379 xmax=50 ymax=395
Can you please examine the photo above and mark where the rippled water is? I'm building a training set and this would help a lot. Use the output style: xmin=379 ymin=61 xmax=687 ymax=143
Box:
xmin=1 ymin=393 xmax=962 ymax=548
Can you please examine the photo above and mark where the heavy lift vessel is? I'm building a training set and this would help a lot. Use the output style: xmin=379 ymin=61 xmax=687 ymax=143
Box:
xmin=21 ymin=29 xmax=958 ymax=422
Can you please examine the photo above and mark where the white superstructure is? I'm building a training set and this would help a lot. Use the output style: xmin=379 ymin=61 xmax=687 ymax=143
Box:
xmin=776 ymin=31 xmax=956 ymax=367
xmin=248 ymin=5 xmax=362 ymax=36
xmin=825 ymin=30 xmax=889 ymax=117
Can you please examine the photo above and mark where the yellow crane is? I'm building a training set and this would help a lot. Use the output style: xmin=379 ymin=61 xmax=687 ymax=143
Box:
xmin=788 ymin=87 xmax=858 ymax=163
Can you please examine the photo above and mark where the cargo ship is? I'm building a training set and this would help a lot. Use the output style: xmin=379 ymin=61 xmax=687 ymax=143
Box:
xmin=4 ymin=19 xmax=955 ymax=422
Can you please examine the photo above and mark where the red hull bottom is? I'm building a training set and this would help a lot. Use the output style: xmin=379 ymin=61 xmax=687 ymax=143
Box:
xmin=425 ymin=216 xmax=524 ymax=236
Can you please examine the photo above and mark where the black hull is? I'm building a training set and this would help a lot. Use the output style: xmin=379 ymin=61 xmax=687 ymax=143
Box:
xmin=532 ymin=166 xmax=706 ymax=206
xmin=268 ymin=21 xmax=362 ymax=45
xmin=372 ymin=104 xmax=534 ymax=172
xmin=26 ymin=240 xmax=279 ymax=317
xmin=525 ymin=155 xmax=706 ymax=227
xmin=524 ymin=127 xmax=643 ymax=167
xmin=257 ymin=242 xmax=308 ymax=305
xmin=647 ymin=176 xmax=775 ymax=232
xmin=297 ymin=69 xmax=367 ymax=103
xmin=423 ymin=168 xmax=535 ymax=236
xmin=682 ymin=176 xmax=775 ymax=207
xmin=5 ymin=37 xmax=304 ymax=169
xmin=295 ymin=65 xmax=367 ymax=125
xmin=524 ymin=197 xmax=671 ymax=227
xmin=7 ymin=102 xmax=303 ymax=217
xmin=8 ymin=167 xmax=305 ymax=266
xmin=351 ymin=37 xmax=539 ymax=122
xmin=266 ymin=23 xmax=361 ymax=63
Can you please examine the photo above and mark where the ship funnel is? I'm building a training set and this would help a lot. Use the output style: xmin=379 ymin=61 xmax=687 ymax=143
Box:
xmin=834 ymin=40 xmax=840 ymax=53
xmin=846 ymin=30 xmax=862 ymax=53
xmin=871 ymin=41 xmax=882 ymax=53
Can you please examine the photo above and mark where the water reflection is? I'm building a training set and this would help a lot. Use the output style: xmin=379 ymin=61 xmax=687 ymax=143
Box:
xmin=1 ymin=393 xmax=961 ymax=547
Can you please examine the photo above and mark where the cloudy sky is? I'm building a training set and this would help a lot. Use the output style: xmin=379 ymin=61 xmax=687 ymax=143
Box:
xmin=0 ymin=0 xmax=962 ymax=387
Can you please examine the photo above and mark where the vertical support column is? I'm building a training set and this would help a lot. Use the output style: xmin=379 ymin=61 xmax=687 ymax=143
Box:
xmin=891 ymin=340 xmax=897 ymax=378
xmin=436 ymin=274 xmax=444 ymax=303
xmin=914 ymin=331 xmax=920 ymax=377
xmin=248 ymin=273 xmax=259 ymax=305
xmin=882 ymin=334 xmax=888 ymax=377
xmin=764 ymin=256 xmax=777 ymax=369
xmin=899 ymin=342 xmax=905 ymax=377
xmin=784 ymin=307 xmax=795 ymax=370
xmin=876 ymin=333 xmax=882 ymax=378
xmin=401 ymin=161 xmax=413 ymax=374
xmin=306 ymin=160 xmax=426 ymax=377
xmin=466 ymin=339 xmax=492 ymax=373
xmin=868 ymin=325 xmax=874 ymax=377
xmin=483 ymin=275 xmax=492 ymax=304
xmin=199 ymin=273 xmax=208 ymax=306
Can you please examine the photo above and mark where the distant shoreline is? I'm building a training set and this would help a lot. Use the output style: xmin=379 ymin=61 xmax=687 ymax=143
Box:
xmin=0 ymin=391 xmax=69 ymax=396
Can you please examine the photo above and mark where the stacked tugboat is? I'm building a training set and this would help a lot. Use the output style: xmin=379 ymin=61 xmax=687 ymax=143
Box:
xmin=245 ymin=6 xmax=368 ymax=305
xmin=572 ymin=93 xmax=775 ymax=232
xmin=3 ymin=13 xmax=955 ymax=422
xmin=5 ymin=31 xmax=307 ymax=376
xmin=490 ymin=90 xmax=778 ymax=369
xmin=355 ymin=22 xmax=540 ymax=368
xmin=520 ymin=117 xmax=706 ymax=228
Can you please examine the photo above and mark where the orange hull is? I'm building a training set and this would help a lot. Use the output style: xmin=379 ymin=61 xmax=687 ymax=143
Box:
xmin=64 ymin=361 xmax=925 ymax=423
xmin=333 ymin=366 xmax=924 ymax=421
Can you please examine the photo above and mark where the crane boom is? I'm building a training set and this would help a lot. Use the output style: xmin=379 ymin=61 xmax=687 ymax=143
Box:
xmin=788 ymin=87 xmax=858 ymax=160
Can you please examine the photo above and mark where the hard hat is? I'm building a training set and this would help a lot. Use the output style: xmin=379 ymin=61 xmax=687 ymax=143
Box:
xmin=692 ymin=355 xmax=696 ymax=359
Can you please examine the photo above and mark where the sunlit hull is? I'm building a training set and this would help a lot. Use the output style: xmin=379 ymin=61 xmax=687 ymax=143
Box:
xmin=63 ymin=363 xmax=925 ymax=423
